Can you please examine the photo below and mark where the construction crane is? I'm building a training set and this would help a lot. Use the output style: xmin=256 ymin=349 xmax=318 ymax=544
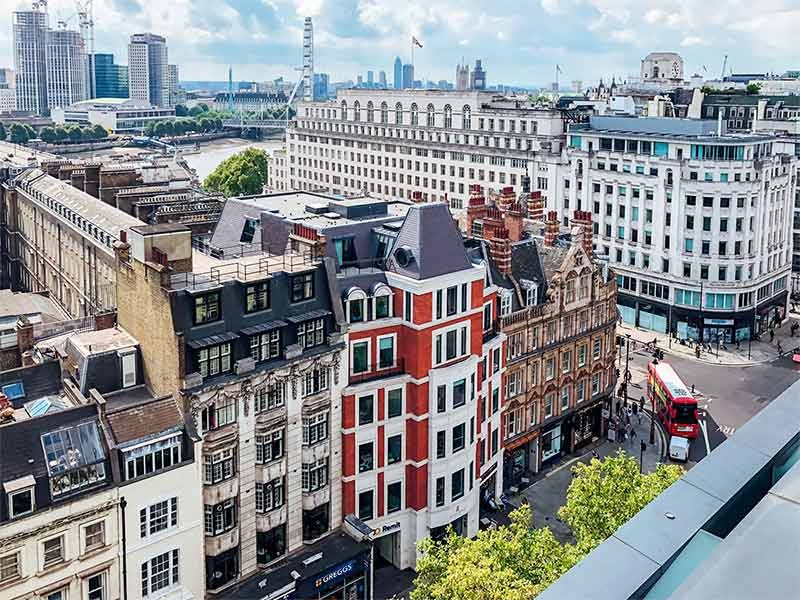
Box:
xmin=720 ymin=55 xmax=728 ymax=80
xmin=76 ymin=0 xmax=95 ymax=98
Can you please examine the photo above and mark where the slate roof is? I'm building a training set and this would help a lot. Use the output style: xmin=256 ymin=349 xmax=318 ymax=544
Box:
xmin=386 ymin=202 xmax=472 ymax=280
xmin=106 ymin=395 xmax=183 ymax=445
xmin=537 ymin=242 xmax=571 ymax=281
xmin=484 ymin=239 xmax=550 ymax=310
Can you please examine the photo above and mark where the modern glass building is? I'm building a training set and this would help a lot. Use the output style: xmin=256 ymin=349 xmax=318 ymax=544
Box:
xmin=93 ymin=53 xmax=129 ymax=99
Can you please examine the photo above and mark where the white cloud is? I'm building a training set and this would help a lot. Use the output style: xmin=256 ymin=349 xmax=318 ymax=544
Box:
xmin=609 ymin=29 xmax=637 ymax=43
xmin=540 ymin=0 xmax=563 ymax=14
xmin=681 ymin=35 xmax=705 ymax=47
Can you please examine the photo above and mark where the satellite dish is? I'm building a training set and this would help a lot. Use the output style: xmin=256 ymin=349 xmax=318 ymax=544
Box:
xmin=394 ymin=246 xmax=414 ymax=268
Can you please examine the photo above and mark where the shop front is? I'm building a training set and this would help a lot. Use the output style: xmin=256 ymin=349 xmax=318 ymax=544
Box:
xmin=222 ymin=532 xmax=371 ymax=600
xmin=540 ymin=421 xmax=564 ymax=468
xmin=572 ymin=401 xmax=604 ymax=450
xmin=502 ymin=429 xmax=540 ymax=491
xmin=372 ymin=521 xmax=402 ymax=569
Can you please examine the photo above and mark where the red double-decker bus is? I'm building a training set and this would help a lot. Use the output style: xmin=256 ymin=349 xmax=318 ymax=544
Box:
xmin=647 ymin=362 xmax=699 ymax=439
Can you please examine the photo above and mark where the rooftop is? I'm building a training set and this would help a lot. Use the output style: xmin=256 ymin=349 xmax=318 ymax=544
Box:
xmin=573 ymin=115 xmax=777 ymax=142
xmin=105 ymin=393 xmax=183 ymax=445
xmin=13 ymin=169 xmax=143 ymax=242
xmin=0 ymin=290 xmax=67 ymax=327
xmin=66 ymin=327 xmax=138 ymax=357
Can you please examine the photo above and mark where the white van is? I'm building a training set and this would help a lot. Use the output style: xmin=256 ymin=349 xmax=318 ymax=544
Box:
xmin=669 ymin=436 xmax=690 ymax=462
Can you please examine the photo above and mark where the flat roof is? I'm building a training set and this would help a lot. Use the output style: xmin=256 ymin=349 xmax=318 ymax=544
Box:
xmin=67 ymin=327 xmax=138 ymax=356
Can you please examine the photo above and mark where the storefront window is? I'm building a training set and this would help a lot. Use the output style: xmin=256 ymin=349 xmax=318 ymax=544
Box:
xmin=205 ymin=547 xmax=239 ymax=591
xmin=541 ymin=426 xmax=562 ymax=462
xmin=256 ymin=525 xmax=286 ymax=565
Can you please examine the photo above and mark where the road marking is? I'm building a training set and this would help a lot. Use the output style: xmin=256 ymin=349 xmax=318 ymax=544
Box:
xmin=699 ymin=418 xmax=711 ymax=456
xmin=717 ymin=425 xmax=736 ymax=436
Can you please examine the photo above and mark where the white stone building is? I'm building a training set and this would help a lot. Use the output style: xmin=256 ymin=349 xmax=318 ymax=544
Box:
xmin=128 ymin=33 xmax=169 ymax=108
xmin=562 ymin=115 xmax=796 ymax=342
xmin=267 ymin=89 xmax=567 ymax=212
xmin=640 ymin=52 xmax=684 ymax=82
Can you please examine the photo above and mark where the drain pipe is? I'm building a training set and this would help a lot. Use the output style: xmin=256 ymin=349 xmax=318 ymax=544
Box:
xmin=120 ymin=497 xmax=129 ymax=600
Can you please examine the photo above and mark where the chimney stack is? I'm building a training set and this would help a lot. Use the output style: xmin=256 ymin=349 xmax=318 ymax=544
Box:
xmin=570 ymin=210 xmax=594 ymax=256
xmin=489 ymin=232 xmax=512 ymax=276
xmin=505 ymin=203 xmax=524 ymax=242
xmin=527 ymin=191 xmax=544 ymax=221
xmin=466 ymin=185 xmax=487 ymax=238
xmin=543 ymin=211 xmax=559 ymax=247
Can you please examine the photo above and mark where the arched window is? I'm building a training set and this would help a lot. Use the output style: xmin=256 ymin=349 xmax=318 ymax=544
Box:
xmin=345 ymin=288 xmax=367 ymax=324
xmin=443 ymin=104 xmax=452 ymax=128
xmin=340 ymin=100 xmax=347 ymax=120
xmin=372 ymin=283 xmax=393 ymax=319
xmin=426 ymin=103 xmax=435 ymax=127
xmin=395 ymin=102 xmax=403 ymax=125
xmin=462 ymin=105 xmax=471 ymax=129
xmin=353 ymin=101 xmax=361 ymax=122
xmin=366 ymin=101 xmax=374 ymax=123
xmin=410 ymin=103 xmax=419 ymax=126
xmin=380 ymin=102 xmax=388 ymax=124
xmin=666 ymin=168 xmax=674 ymax=186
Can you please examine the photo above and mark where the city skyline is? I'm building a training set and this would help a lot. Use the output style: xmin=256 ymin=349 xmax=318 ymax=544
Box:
xmin=2 ymin=0 xmax=799 ymax=89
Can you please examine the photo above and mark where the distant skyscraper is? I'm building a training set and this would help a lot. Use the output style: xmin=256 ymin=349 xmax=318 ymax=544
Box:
xmin=378 ymin=70 xmax=386 ymax=88
xmin=456 ymin=62 xmax=469 ymax=90
xmin=471 ymin=59 xmax=486 ymax=90
xmin=13 ymin=7 xmax=49 ymax=113
xmin=393 ymin=56 xmax=402 ymax=90
xmin=93 ymin=53 xmax=128 ymax=99
xmin=128 ymin=33 xmax=169 ymax=107
xmin=168 ymin=64 xmax=183 ymax=107
xmin=367 ymin=70 xmax=374 ymax=87
xmin=302 ymin=17 xmax=314 ymax=101
xmin=313 ymin=72 xmax=329 ymax=100
xmin=45 ymin=26 xmax=88 ymax=110
xmin=357 ymin=75 xmax=363 ymax=87
xmin=402 ymin=63 xmax=414 ymax=89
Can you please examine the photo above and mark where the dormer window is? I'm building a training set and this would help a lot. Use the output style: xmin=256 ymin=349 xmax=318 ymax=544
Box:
xmin=194 ymin=291 xmax=221 ymax=325
xmin=4 ymin=476 xmax=35 ymax=518
xmin=499 ymin=290 xmax=513 ymax=316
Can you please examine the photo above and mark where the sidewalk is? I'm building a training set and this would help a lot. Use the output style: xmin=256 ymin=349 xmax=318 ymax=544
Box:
xmin=617 ymin=316 xmax=800 ymax=366
xmin=507 ymin=407 xmax=666 ymax=544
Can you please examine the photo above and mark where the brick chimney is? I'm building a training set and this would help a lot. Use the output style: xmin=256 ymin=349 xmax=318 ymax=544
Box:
xmin=466 ymin=185 xmax=487 ymax=238
xmin=498 ymin=186 xmax=515 ymax=212
xmin=489 ymin=231 xmax=512 ymax=276
xmin=527 ymin=191 xmax=544 ymax=221
xmin=570 ymin=210 xmax=594 ymax=256
xmin=543 ymin=211 xmax=559 ymax=247
xmin=505 ymin=203 xmax=524 ymax=242
xmin=16 ymin=316 xmax=34 ymax=360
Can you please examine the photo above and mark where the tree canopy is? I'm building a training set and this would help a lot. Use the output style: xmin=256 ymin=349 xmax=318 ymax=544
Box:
xmin=203 ymin=147 xmax=269 ymax=197
xmin=558 ymin=451 xmax=683 ymax=550
xmin=412 ymin=504 xmax=583 ymax=600
xmin=413 ymin=451 xmax=683 ymax=600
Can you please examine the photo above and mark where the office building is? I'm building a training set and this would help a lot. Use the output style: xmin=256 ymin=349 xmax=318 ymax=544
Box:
xmin=563 ymin=115 xmax=795 ymax=342
xmin=12 ymin=8 xmax=48 ymax=114
xmin=93 ymin=53 xmax=129 ymax=99
xmin=113 ymin=221 xmax=357 ymax=593
xmin=378 ymin=70 xmax=387 ymax=88
xmin=313 ymin=73 xmax=329 ymax=100
xmin=128 ymin=33 xmax=169 ymax=107
xmin=465 ymin=187 xmax=617 ymax=481
xmin=45 ymin=27 xmax=88 ymax=110
xmin=394 ymin=57 xmax=402 ymax=90
xmin=367 ymin=70 xmax=374 ymax=87
xmin=272 ymin=89 xmax=567 ymax=211
xmin=51 ymin=97 xmax=176 ymax=133
xmin=168 ymin=63 xmax=184 ymax=107
xmin=456 ymin=63 xmax=470 ymax=90
xmin=402 ymin=64 xmax=414 ymax=89
xmin=471 ymin=60 xmax=486 ymax=90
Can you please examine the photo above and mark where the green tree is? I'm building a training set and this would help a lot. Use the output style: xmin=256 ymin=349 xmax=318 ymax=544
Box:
xmin=23 ymin=124 xmax=36 ymax=140
xmin=91 ymin=124 xmax=108 ymax=139
xmin=0 ymin=122 xmax=7 ymax=140
xmin=174 ymin=104 xmax=189 ymax=117
xmin=746 ymin=82 xmax=761 ymax=95
xmin=204 ymin=147 xmax=269 ymax=197
xmin=9 ymin=123 xmax=29 ymax=144
xmin=39 ymin=126 xmax=57 ymax=143
xmin=66 ymin=126 xmax=82 ymax=142
xmin=412 ymin=504 xmax=584 ymax=600
xmin=54 ymin=127 xmax=69 ymax=142
xmin=558 ymin=451 xmax=683 ymax=550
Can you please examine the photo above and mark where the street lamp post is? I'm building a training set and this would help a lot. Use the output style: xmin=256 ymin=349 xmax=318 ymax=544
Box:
xmin=623 ymin=333 xmax=631 ymax=404
xmin=649 ymin=358 xmax=657 ymax=445
xmin=640 ymin=439 xmax=647 ymax=473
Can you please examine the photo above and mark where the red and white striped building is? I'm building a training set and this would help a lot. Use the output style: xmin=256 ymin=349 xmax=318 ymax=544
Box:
xmin=339 ymin=202 xmax=506 ymax=569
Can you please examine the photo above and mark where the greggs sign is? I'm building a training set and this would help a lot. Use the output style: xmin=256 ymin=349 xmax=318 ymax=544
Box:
xmin=314 ymin=559 xmax=357 ymax=589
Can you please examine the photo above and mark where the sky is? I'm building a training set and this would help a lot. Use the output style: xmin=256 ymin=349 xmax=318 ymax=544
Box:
xmin=2 ymin=0 xmax=800 ymax=89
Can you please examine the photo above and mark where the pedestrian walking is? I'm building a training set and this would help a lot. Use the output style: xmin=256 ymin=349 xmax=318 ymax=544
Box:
xmin=639 ymin=396 xmax=645 ymax=413
xmin=630 ymin=427 xmax=637 ymax=442
xmin=625 ymin=423 xmax=633 ymax=444
xmin=770 ymin=328 xmax=775 ymax=342
xmin=778 ymin=341 xmax=783 ymax=356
